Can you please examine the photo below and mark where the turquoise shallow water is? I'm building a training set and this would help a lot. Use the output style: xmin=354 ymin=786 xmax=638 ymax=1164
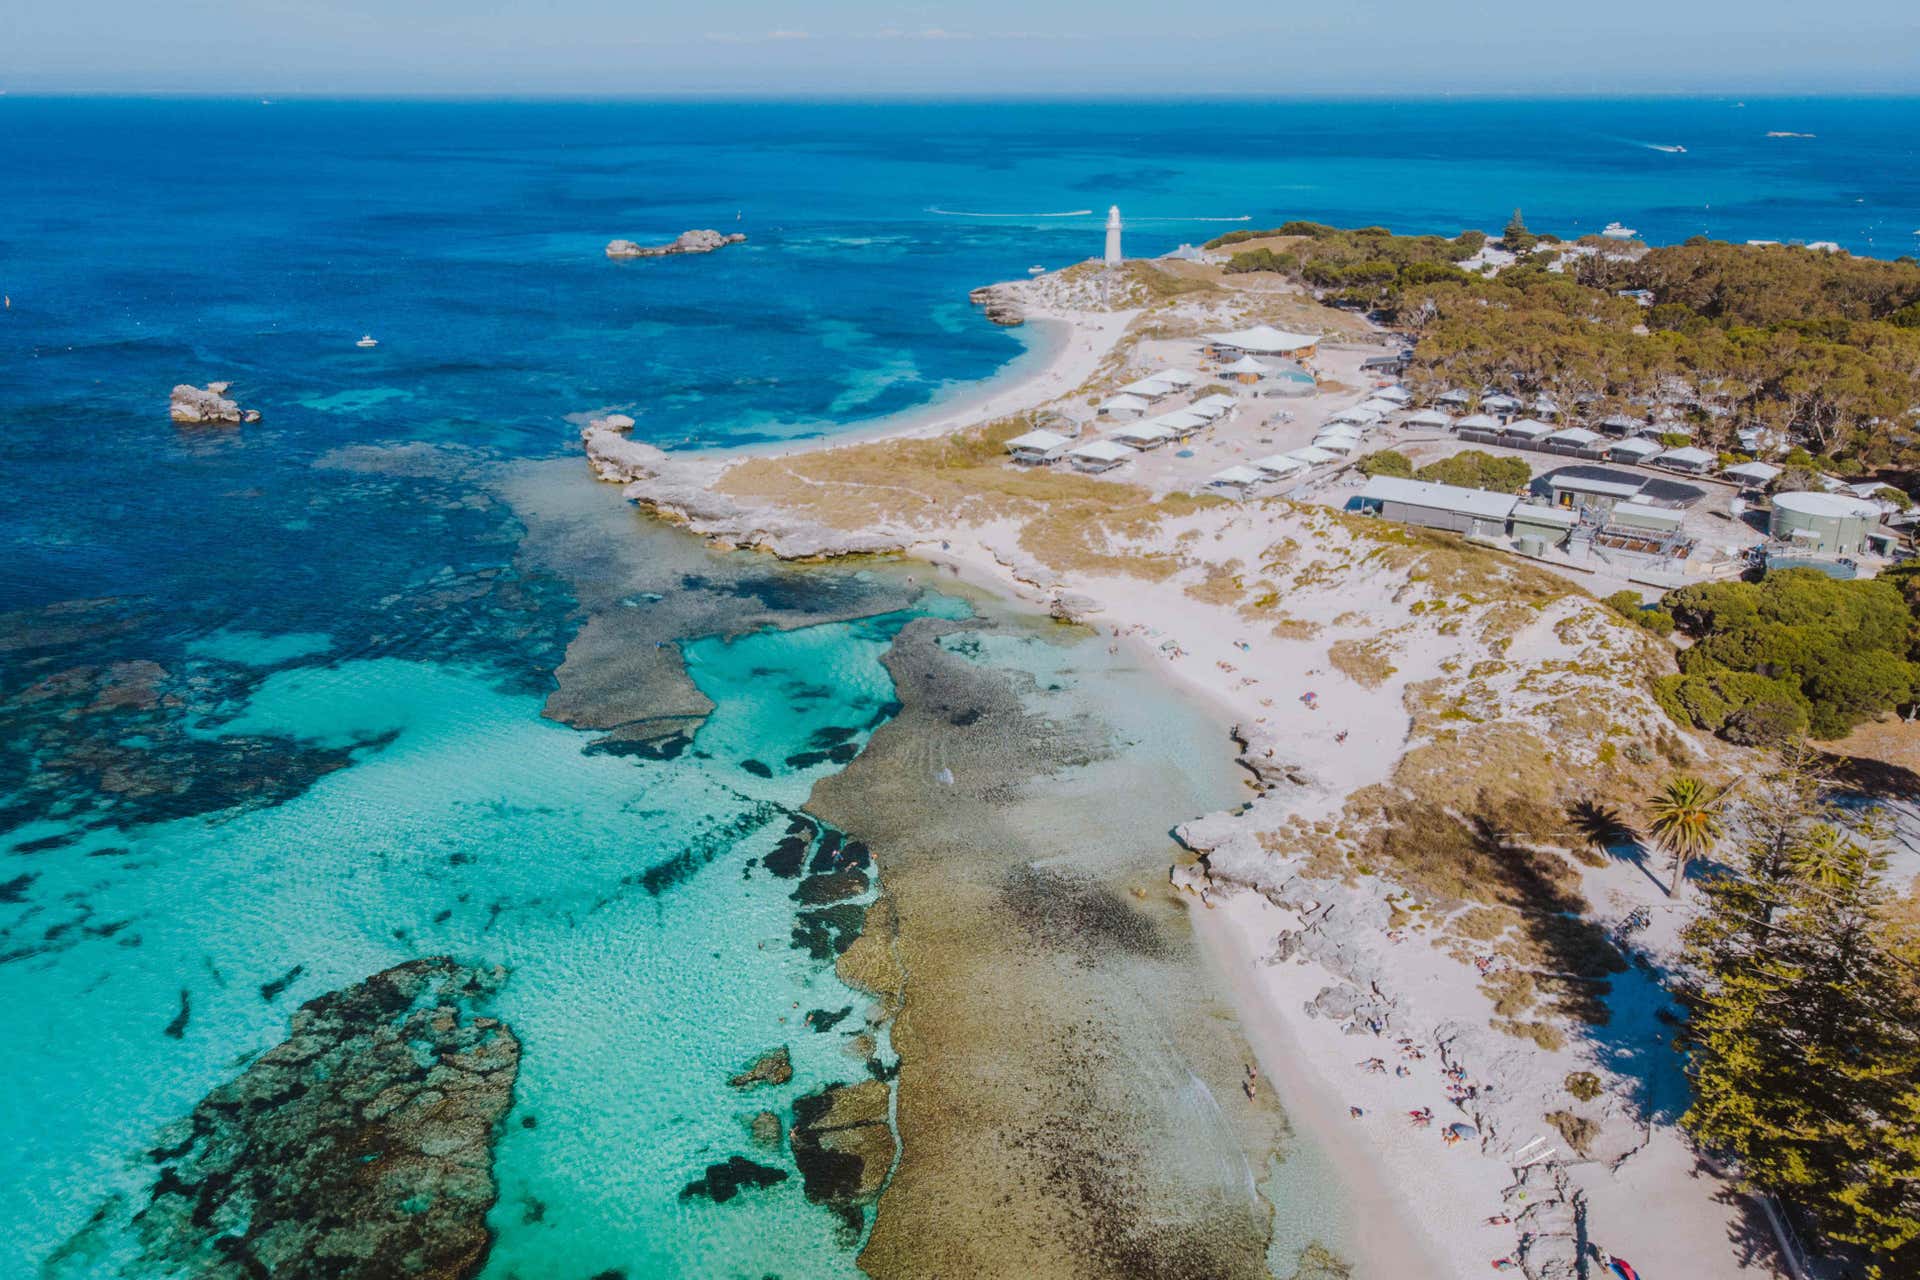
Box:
xmin=9 ymin=600 xmax=966 ymax=1278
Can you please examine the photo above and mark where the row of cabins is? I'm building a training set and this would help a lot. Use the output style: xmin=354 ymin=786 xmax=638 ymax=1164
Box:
xmin=1005 ymin=393 xmax=1240 ymax=470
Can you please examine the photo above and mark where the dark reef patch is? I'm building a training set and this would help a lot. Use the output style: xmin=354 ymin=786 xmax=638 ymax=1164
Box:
xmin=259 ymin=964 xmax=304 ymax=1002
xmin=791 ymin=904 xmax=865 ymax=960
xmin=998 ymin=864 xmax=1171 ymax=966
xmin=739 ymin=758 xmax=773 ymax=778
xmin=793 ymin=869 xmax=870 ymax=905
xmin=678 ymin=1155 xmax=790 ymax=1204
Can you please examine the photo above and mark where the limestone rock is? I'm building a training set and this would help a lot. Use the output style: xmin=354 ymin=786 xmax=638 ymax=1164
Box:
xmin=130 ymin=957 xmax=517 ymax=1280
xmin=790 ymin=1080 xmax=896 ymax=1211
xmin=729 ymin=1045 xmax=793 ymax=1089
xmin=170 ymin=383 xmax=251 ymax=425
xmin=749 ymin=1110 xmax=784 ymax=1149
xmin=968 ymin=285 xmax=1025 ymax=327
xmin=606 ymin=230 xmax=746 ymax=259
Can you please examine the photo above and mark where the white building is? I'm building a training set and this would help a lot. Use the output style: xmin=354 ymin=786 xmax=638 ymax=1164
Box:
xmin=1068 ymin=440 xmax=1133 ymax=473
xmin=1003 ymin=429 xmax=1071 ymax=465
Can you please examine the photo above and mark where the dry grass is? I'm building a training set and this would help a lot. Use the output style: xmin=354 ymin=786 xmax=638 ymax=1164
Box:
xmin=719 ymin=417 xmax=1221 ymax=579
xmin=1185 ymin=560 xmax=1246 ymax=607
xmin=1328 ymin=637 xmax=1399 ymax=688
xmin=1494 ymin=1019 xmax=1567 ymax=1051
xmin=1545 ymin=1109 xmax=1599 ymax=1156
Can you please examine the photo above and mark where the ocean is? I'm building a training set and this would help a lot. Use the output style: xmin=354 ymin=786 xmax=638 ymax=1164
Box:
xmin=3 ymin=96 xmax=1918 ymax=1278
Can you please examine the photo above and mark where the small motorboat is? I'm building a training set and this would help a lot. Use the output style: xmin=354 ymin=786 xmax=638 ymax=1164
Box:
xmin=355 ymin=335 xmax=379 ymax=348
xmin=1600 ymin=222 xmax=1638 ymax=240
xmin=1027 ymin=264 xmax=1045 ymax=275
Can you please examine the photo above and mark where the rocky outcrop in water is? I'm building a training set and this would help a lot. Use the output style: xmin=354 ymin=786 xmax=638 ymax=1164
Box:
xmin=605 ymin=230 xmax=746 ymax=259
xmin=132 ymin=957 xmax=517 ymax=1280
xmin=968 ymin=285 xmax=1025 ymax=327
xmin=170 ymin=381 xmax=260 ymax=425
xmin=790 ymin=1079 xmax=896 ymax=1224
xmin=728 ymin=1045 xmax=793 ymax=1089
xmin=578 ymin=419 xmax=909 ymax=559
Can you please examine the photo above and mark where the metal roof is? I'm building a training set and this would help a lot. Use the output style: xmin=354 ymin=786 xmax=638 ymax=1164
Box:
xmin=1360 ymin=475 xmax=1519 ymax=521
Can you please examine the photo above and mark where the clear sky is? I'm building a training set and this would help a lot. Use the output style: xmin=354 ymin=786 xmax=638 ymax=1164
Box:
xmin=6 ymin=0 xmax=1918 ymax=96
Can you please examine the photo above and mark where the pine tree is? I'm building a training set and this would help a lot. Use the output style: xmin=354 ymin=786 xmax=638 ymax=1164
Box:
xmin=1680 ymin=752 xmax=1920 ymax=1278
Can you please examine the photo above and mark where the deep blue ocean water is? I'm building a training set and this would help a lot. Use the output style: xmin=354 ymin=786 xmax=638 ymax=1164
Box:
xmin=3 ymin=97 xmax=1919 ymax=1277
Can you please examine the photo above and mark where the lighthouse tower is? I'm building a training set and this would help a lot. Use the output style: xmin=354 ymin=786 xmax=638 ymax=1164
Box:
xmin=1104 ymin=206 xmax=1123 ymax=265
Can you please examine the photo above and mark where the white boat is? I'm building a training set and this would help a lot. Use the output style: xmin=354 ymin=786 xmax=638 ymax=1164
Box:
xmin=1649 ymin=144 xmax=1686 ymax=154
xmin=1600 ymin=222 xmax=1637 ymax=240
xmin=1027 ymin=265 xmax=1045 ymax=275
xmin=355 ymin=335 xmax=379 ymax=348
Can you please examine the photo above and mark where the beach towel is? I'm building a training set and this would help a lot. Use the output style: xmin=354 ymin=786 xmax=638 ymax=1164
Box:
xmin=1609 ymin=1259 xmax=1640 ymax=1280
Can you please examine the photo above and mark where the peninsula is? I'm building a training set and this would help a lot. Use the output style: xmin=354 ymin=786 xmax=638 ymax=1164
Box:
xmin=585 ymin=221 xmax=1920 ymax=1280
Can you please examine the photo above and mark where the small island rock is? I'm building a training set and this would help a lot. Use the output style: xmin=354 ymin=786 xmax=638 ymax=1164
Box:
xmin=728 ymin=1044 xmax=793 ymax=1089
xmin=170 ymin=383 xmax=255 ymax=425
xmin=605 ymin=230 xmax=746 ymax=259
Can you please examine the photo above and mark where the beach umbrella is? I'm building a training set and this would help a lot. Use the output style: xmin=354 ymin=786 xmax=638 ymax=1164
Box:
xmin=1447 ymin=1122 xmax=1477 ymax=1140
xmin=1609 ymin=1259 xmax=1640 ymax=1280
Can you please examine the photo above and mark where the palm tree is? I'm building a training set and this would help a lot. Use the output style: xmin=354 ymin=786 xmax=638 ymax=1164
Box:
xmin=1647 ymin=774 xmax=1732 ymax=896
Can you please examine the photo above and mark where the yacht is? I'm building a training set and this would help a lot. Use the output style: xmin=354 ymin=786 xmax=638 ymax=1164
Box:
xmin=1600 ymin=222 xmax=1637 ymax=241
xmin=355 ymin=335 xmax=379 ymax=349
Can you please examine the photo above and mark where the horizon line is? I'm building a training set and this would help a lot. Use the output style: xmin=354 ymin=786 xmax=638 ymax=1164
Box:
xmin=7 ymin=88 xmax=1920 ymax=103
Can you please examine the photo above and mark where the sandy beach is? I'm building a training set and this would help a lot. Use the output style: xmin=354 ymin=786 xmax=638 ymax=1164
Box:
xmin=582 ymin=261 xmax=1796 ymax=1280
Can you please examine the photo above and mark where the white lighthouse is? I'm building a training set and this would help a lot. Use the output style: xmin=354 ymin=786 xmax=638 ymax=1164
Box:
xmin=1104 ymin=205 xmax=1123 ymax=265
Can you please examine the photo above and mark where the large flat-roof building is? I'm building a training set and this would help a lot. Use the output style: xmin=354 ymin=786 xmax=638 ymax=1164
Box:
xmin=1352 ymin=475 xmax=1517 ymax=537
xmin=1537 ymin=465 xmax=1706 ymax=516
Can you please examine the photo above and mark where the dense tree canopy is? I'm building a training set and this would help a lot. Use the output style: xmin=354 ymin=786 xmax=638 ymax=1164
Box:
xmin=1656 ymin=570 xmax=1920 ymax=741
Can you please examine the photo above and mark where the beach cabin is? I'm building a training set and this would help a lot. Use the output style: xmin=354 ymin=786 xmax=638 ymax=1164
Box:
xmin=1607 ymin=437 xmax=1662 ymax=465
xmin=1251 ymin=454 xmax=1309 ymax=480
xmin=1330 ymin=405 xmax=1383 ymax=427
xmin=1221 ymin=355 xmax=1270 ymax=384
xmin=1652 ymin=446 xmax=1716 ymax=475
xmin=1190 ymin=393 xmax=1238 ymax=420
xmin=1454 ymin=413 xmax=1502 ymax=443
xmin=1111 ymin=420 xmax=1178 ymax=450
xmin=1312 ymin=435 xmax=1360 ymax=456
xmin=1374 ymin=386 xmax=1413 ymax=407
xmin=1155 ymin=410 xmax=1211 ymax=441
xmin=1205 ymin=325 xmax=1321 ymax=361
xmin=1098 ymin=393 xmax=1151 ymax=420
xmin=1361 ymin=351 xmax=1409 ymax=374
xmin=1207 ymin=466 xmax=1266 ymax=498
xmin=1498 ymin=418 xmax=1554 ymax=445
xmin=1532 ymin=397 xmax=1562 ymax=420
xmin=1722 ymin=460 xmax=1782 ymax=489
xmin=1118 ymin=376 xmax=1177 ymax=402
xmin=1286 ymin=445 xmax=1341 ymax=467
xmin=1482 ymin=393 xmax=1522 ymax=416
xmin=1351 ymin=475 xmax=1518 ymax=537
xmin=1598 ymin=414 xmax=1645 ymax=438
xmin=1359 ymin=397 xmax=1403 ymax=417
xmin=1435 ymin=389 xmax=1473 ymax=409
xmin=1003 ymin=429 xmax=1071 ymax=465
xmin=1067 ymin=440 xmax=1134 ymax=473
xmin=1403 ymin=409 xmax=1452 ymax=430
xmin=1155 ymin=369 xmax=1199 ymax=390
xmin=1543 ymin=426 xmax=1603 ymax=453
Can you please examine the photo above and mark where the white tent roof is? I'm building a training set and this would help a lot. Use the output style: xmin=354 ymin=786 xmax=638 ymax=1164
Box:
xmin=1723 ymin=461 xmax=1782 ymax=484
xmin=1099 ymin=393 xmax=1150 ymax=413
xmin=1154 ymin=410 xmax=1210 ymax=432
xmin=1312 ymin=436 xmax=1359 ymax=453
xmin=1655 ymin=446 xmax=1716 ymax=467
xmin=1251 ymin=454 xmax=1308 ymax=477
xmin=1436 ymin=388 xmax=1473 ymax=404
xmin=1005 ymin=429 xmax=1071 ymax=453
xmin=1206 ymin=325 xmax=1320 ymax=355
xmin=1544 ymin=427 xmax=1601 ymax=446
xmin=1403 ymin=409 xmax=1452 ymax=428
xmin=1220 ymin=355 xmax=1272 ymax=375
xmin=1315 ymin=424 xmax=1364 ymax=441
xmin=1456 ymin=413 xmax=1500 ymax=430
xmin=1286 ymin=446 xmax=1341 ymax=465
xmin=1482 ymin=393 xmax=1522 ymax=410
xmin=1069 ymin=440 xmax=1134 ymax=463
xmin=1501 ymin=418 xmax=1554 ymax=439
xmin=1610 ymin=437 xmax=1662 ymax=458
xmin=1209 ymin=465 xmax=1266 ymax=487
xmin=1374 ymin=386 xmax=1413 ymax=404
xmin=1192 ymin=393 xmax=1238 ymax=413
xmin=1330 ymin=406 xmax=1383 ymax=425
xmin=1532 ymin=397 xmax=1562 ymax=414
xmin=1359 ymin=397 xmax=1403 ymax=415
xmin=1186 ymin=401 xmax=1228 ymax=421
xmin=1118 ymin=377 xmax=1174 ymax=398
xmin=1155 ymin=368 xmax=1199 ymax=387
xmin=1360 ymin=475 xmax=1518 ymax=522
xmin=1112 ymin=421 xmax=1178 ymax=445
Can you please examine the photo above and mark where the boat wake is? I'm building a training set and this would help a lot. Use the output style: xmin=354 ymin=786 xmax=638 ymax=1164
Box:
xmin=926 ymin=207 xmax=1093 ymax=218
xmin=1126 ymin=215 xmax=1254 ymax=223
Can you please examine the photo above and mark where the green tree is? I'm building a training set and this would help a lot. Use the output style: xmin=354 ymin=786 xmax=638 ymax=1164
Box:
xmin=1503 ymin=209 xmax=1538 ymax=254
xmin=1356 ymin=450 xmax=1414 ymax=478
xmin=1646 ymin=773 xmax=1730 ymax=895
